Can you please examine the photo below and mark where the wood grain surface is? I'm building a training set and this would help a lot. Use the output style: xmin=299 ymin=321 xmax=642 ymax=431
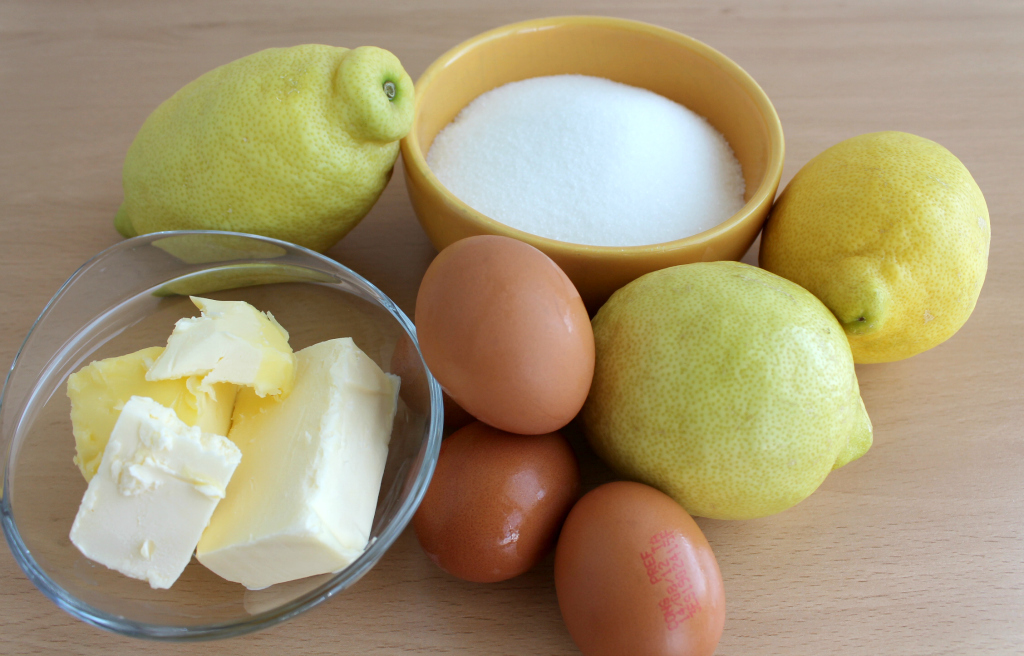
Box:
xmin=1 ymin=1 xmax=1021 ymax=654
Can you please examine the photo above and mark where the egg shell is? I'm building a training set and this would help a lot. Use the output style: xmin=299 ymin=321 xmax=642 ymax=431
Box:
xmin=413 ymin=421 xmax=581 ymax=583
xmin=414 ymin=235 xmax=594 ymax=435
xmin=389 ymin=331 xmax=474 ymax=431
xmin=555 ymin=481 xmax=725 ymax=656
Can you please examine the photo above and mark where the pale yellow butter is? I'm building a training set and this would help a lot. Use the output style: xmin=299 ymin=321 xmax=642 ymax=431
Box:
xmin=196 ymin=338 xmax=399 ymax=590
xmin=67 ymin=346 xmax=236 ymax=481
xmin=70 ymin=396 xmax=241 ymax=589
xmin=147 ymin=297 xmax=296 ymax=398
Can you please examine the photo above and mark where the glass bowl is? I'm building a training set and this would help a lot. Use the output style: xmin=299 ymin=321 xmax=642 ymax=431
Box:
xmin=0 ymin=231 xmax=443 ymax=640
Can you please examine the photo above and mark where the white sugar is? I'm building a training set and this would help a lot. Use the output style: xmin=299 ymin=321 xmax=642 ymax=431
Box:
xmin=426 ymin=75 xmax=746 ymax=247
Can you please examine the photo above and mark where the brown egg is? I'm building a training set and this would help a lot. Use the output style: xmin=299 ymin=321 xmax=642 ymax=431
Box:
xmin=414 ymin=235 xmax=594 ymax=435
xmin=413 ymin=421 xmax=580 ymax=583
xmin=389 ymin=332 xmax=474 ymax=431
xmin=555 ymin=482 xmax=725 ymax=656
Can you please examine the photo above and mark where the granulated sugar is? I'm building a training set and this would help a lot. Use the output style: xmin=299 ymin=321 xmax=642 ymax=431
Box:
xmin=426 ymin=75 xmax=746 ymax=247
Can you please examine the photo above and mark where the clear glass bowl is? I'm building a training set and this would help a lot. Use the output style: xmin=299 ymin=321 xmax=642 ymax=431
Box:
xmin=0 ymin=231 xmax=443 ymax=640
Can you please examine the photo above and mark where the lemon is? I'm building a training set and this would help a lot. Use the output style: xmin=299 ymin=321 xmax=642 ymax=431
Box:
xmin=760 ymin=131 xmax=990 ymax=363
xmin=115 ymin=45 xmax=414 ymax=252
xmin=582 ymin=262 xmax=872 ymax=520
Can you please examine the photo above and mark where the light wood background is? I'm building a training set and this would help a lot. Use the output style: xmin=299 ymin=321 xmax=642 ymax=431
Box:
xmin=1 ymin=1 xmax=1021 ymax=654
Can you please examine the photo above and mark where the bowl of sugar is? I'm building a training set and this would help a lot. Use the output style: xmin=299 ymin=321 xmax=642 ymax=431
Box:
xmin=401 ymin=15 xmax=785 ymax=308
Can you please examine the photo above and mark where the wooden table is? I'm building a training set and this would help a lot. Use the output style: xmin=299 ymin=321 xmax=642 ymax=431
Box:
xmin=1 ymin=1 xmax=1021 ymax=654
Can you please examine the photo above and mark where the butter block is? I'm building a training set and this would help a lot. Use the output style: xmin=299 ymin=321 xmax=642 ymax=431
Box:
xmin=147 ymin=297 xmax=296 ymax=398
xmin=69 ymin=396 xmax=242 ymax=589
xmin=196 ymin=338 xmax=399 ymax=590
xmin=68 ymin=346 xmax=236 ymax=481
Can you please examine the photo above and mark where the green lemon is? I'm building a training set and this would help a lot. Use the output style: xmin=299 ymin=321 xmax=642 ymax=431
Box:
xmin=115 ymin=44 xmax=414 ymax=252
xmin=582 ymin=262 xmax=872 ymax=520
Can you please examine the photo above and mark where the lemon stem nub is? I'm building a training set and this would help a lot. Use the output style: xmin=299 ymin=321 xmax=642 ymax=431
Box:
xmin=383 ymin=81 xmax=396 ymax=100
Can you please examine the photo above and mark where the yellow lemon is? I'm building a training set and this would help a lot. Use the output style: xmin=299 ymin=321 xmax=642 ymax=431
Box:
xmin=582 ymin=261 xmax=872 ymax=520
xmin=760 ymin=131 xmax=990 ymax=363
xmin=115 ymin=45 xmax=414 ymax=252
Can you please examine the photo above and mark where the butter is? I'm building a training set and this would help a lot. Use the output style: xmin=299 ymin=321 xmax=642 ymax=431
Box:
xmin=196 ymin=338 xmax=399 ymax=590
xmin=147 ymin=297 xmax=296 ymax=398
xmin=69 ymin=396 xmax=242 ymax=589
xmin=67 ymin=346 xmax=236 ymax=481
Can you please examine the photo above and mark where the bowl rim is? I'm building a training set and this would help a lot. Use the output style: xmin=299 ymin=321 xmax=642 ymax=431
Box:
xmin=0 ymin=230 xmax=444 ymax=641
xmin=401 ymin=14 xmax=786 ymax=257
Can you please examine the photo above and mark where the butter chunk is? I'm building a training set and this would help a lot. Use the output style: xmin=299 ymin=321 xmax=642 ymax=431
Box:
xmin=68 ymin=346 xmax=236 ymax=481
xmin=69 ymin=396 xmax=242 ymax=589
xmin=147 ymin=297 xmax=296 ymax=398
xmin=197 ymin=338 xmax=400 ymax=590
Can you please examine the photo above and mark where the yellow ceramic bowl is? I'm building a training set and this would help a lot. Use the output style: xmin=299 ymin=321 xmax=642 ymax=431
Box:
xmin=401 ymin=16 xmax=785 ymax=308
